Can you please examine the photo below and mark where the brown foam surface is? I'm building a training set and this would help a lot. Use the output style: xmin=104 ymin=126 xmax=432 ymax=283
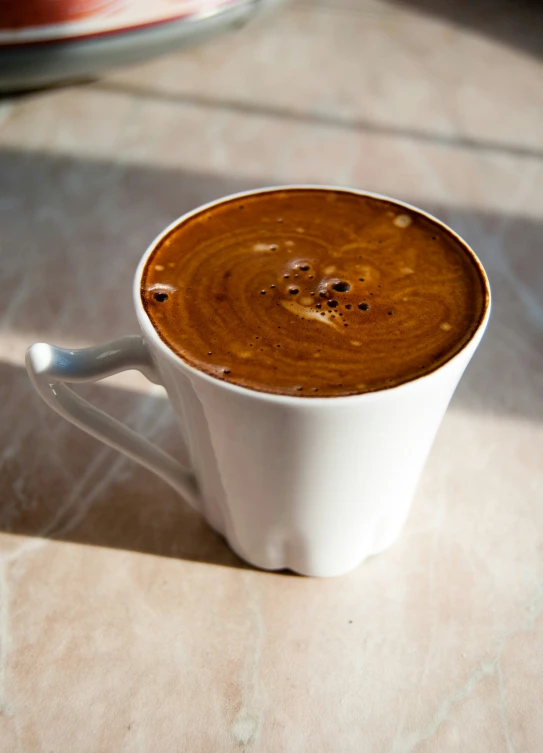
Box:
xmin=141 ymin=189 xmax=487 ymax=397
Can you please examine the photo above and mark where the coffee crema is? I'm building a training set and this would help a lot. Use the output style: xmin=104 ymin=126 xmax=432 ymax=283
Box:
xmin=141 ymin=189 xmax=487 ymax=397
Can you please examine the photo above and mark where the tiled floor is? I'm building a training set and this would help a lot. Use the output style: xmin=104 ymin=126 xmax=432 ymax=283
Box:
xmin=1 ymin=1 xmax=543 ymax=750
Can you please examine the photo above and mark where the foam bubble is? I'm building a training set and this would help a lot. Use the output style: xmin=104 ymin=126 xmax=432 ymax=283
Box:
xmin=394 ymin=214 xmax=412 ymax=228
xmin=332 ymin=281 xmax=351 ymax=292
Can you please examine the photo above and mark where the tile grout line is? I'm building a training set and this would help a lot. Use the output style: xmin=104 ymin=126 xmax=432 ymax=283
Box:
xmin=90 ymin=81 xmax=543 ymax=162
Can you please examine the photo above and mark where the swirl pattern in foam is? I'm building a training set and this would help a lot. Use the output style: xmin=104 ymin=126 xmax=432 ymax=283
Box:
xmin=141 ymin=189 xmax=487 ymax=397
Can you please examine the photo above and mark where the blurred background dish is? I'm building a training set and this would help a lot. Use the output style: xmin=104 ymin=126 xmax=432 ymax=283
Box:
xmin=0 ymin=0 xmax=123 ymax=27
xmin=0 ymin=0 xmax=279 ymax=92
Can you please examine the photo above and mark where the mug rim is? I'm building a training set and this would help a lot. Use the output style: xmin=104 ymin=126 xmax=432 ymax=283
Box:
xmin=134 ymin=185 xmax=491 ymax=404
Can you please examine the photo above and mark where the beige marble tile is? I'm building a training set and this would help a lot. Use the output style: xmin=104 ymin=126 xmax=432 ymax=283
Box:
xmin=1 ymin=0 xmax=543 ymax=750
xmin=103 ymin=2 xmax=543 ymax=149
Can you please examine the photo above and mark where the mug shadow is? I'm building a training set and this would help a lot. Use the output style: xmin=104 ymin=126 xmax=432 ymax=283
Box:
xmin=1 ymin=360 xmax=255 ymax=570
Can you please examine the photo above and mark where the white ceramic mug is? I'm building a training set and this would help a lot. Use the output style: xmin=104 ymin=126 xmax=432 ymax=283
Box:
xmin=26 ymin=187 xmax=490 ymax=577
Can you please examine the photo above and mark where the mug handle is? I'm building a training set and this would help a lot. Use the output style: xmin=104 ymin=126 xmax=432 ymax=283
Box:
xmin=26 ymin=335 xmax=200 ymax=510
